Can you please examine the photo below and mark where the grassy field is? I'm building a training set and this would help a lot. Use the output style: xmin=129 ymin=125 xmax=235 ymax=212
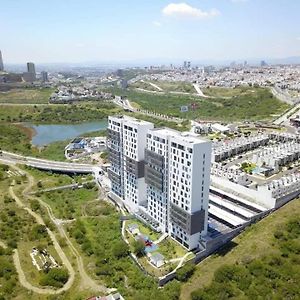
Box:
xmin=0 ymin=102 xmax=120 ymax=123
xmin=125 ymin=112 xmax=191 ymax=132
xmin=181 ymin=198 xmax=300 ymax=299
xmin=0 ymin=87 xmax=55 ymax=104
xmin=0 ymin=123 xmax=68 ymax=159
xmin=151 ymin=81 xmax=195 ymax=93
xmin=130 ymin=81 xmax=158 ymax=91
xmin=67 ymin=209 xmax=181 ymax=300
xmin=202 ymin=86 xmax=259 ymax=98
xmin=104 ymin=86 xmax=290 ymax=122
xmin=38 ymin=185 xmax=99 ymax=220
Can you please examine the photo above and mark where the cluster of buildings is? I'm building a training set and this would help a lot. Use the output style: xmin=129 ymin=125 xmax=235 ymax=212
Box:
xmin=212 ymin=134 xmax=270 ymax=162
xmin=49 ymin=85 xmax=112 ymax=103
xmin=258 ymin=173 xmax=300 ymax=204
xmin=134 ymin=65 xmax=300 ymax=90
xmin=65 ymin=137 xmax=106 ymax=160
xmin=107 ymin=115 xmax=211 ymax=250
xmin=107 ymin=118 xmax=300 ymax=253
xmin=252 ymin=142 xmax=300 ymax=171
xmin=211 ymin=163 xmax=249 ymax=186
xmin=0 ymin=50 xmax=49 ymax=84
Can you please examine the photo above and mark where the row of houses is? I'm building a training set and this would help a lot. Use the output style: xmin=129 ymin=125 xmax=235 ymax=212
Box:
xmin=211 ymin=163 xmax=250 ymax=186
xmin=212 ymin=134 xmax=269 ymax=162
xmin=252 ymin=142 xmax=300 ymax=171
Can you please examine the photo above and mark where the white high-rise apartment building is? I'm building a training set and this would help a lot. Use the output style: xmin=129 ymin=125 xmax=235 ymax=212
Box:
xmin=168 ymin=133 xmax=211 ymax=250
xmin=144 ymin=128 xmax=211 ymax=250
xmin=107 ymin=115 xmax=211 ymax=250
xmin=107 ymin=115 xmax=154 ymax=212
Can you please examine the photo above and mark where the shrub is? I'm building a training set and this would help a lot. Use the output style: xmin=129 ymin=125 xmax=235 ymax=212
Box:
xmin=176 ymin=263 xmax=195 ymax=282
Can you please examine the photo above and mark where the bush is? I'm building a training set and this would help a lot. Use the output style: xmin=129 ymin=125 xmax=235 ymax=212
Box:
xmin=176 ymin=262 xmax=195 ymax=282
xmin=40 ymin=268 xmax=69 ymax=288
xmin=132 ymin=239 xmax=145 ymax=257
xmin=112 ymin=241 xmax=129 ymax=258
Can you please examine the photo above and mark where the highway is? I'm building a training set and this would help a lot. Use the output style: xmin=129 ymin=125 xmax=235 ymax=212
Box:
xmin=0 ymin=151 xmax=96 ymax=174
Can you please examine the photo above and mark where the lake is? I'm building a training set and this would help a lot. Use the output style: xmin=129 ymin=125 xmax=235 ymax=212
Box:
xmin=25 ymin=120 xmax=108 ymax=146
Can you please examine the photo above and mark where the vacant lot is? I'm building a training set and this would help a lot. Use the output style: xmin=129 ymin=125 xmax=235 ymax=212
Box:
xmin=202 ymin=86 xmax=256 ymax=98
xmin=125 ymin=87 xmax=290 ymax=122
xmin=0 ymin=102 xmax=120 ymax=124
xmin=150 ymin=81 xmax=194 ymax=93
xmin=0 ymin=88 xmax=54 ymax=104
xmin=181 ymin=198 xmax=300 ymax=299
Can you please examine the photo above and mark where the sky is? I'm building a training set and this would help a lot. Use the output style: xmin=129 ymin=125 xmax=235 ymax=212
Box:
xmin=0 ymin=0 xmax=299 ymax=64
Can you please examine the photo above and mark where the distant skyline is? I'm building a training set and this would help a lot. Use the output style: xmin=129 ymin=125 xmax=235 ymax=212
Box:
xmin=1 ymin=0 xmax=299 ymax=64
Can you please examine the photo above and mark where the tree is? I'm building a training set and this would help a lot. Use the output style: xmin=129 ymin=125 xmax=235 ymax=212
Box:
xmin=40 ymin=268 xmax=69 ymax=288
xmin=176 ymin=262 xmax=195 ymax=282
xmin=112 ymin=241 xmax=129 ymax=258
xmin=37 ymin=181 xmax=43 ymax=188
xmin=30 ymin=199 xmax=40 ymax=211
xmin=132 ymin=239 xmax=145 ymax=257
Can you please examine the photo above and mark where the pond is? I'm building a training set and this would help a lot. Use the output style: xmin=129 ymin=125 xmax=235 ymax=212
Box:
xmin=25 ymin=120 xmax=108 ymax=146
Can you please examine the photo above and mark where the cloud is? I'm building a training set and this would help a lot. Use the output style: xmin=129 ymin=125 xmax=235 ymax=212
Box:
xmin=153 ymin=21 xmax=162 ymax=27
xmin=162 ymin=3 xmax=220 ymax=20
xmin=231 ymin=0 xmax=248 ymax=3
xmin=297 ymin=37 xmax=300 ymax=41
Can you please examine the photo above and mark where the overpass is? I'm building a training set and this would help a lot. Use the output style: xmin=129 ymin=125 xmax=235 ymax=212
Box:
xmin=0 ymin=151 xmax=96 ymax=174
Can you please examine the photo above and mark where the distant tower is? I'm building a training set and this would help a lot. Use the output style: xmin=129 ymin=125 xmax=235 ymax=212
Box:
xmin=183 ymin=61 xmax=187 ymax=69
xmin=26 ymin=62 xmax=36 ymax=81
xmin=41 ymin=71 xmax=48 ymax=82
xmin=27 ymin=62 xmax=36 ymax=74
xmin=0 ymin=50 xmax=4 ymax=71
xmin=187 ymin=61 xmax=191 ymax=69
xmin=261 ymin=60 xmax=267 ymax=67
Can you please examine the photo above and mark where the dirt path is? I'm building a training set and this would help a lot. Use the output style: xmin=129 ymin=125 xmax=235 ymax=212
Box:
xmin=8 ymin=164 xmax=113 ymax=295
xmin=0 ymin=241 xmax=7 ymax=249
xmin=38 ymin=197 xmax=111 ymax=293
xmin=9 ymin=185 xmax=76 ymax=295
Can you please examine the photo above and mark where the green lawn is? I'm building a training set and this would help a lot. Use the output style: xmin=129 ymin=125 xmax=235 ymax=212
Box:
xmin=0 ymin=87 xmax=55 ymax=104
xmin=181 ymin=198 xmax=300 ymax=300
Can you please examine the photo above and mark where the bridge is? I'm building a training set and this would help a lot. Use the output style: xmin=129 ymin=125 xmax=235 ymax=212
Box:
xmin=0 ymin=151 xmax=97 ymax=174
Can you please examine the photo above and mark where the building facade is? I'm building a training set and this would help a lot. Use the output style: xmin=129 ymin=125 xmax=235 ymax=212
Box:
xmin=107 ymin=115 xmax=212 ymax=250
xmin=107 ymin=115 xmax=154 ymax=212
xmin=26 ymin=62 xmax=36 ymax=81
xmin=0 ymin=50 xmax=4 ymax=71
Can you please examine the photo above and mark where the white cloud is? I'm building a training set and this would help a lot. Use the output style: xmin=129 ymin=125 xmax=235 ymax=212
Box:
xmin=162 ymin=3 xmax=220 ymax=20
xmin=153 ymin=21 xmax=162 ymax=27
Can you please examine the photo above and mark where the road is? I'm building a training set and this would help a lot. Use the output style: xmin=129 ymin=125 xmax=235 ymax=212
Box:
xmin=0 ymin=151 xmax=95 ymax=173
xmin=271 ymin=86 xmax=300 ymax=105
xmin=148 ymin=82 xmax=163 ymax=91
xmin=193 ymin=84 xmax=209 ymax=98
xmin=273 ymin=102 xmax=300 ymax=126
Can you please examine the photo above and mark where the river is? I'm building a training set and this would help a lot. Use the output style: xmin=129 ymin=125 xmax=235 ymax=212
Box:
xmin=24 ymin=120 xmax=108 ymax=146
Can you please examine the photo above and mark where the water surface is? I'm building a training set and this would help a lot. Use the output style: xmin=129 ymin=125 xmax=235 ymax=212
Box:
xmin=26 ymin=120 xmax=108 ymax=146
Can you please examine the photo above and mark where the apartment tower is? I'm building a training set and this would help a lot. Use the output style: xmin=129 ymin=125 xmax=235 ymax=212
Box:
xmin=0 ymin=50 xmax=4 ymax=71
xmin=107 ymin=115 xmax=211 ymax=250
